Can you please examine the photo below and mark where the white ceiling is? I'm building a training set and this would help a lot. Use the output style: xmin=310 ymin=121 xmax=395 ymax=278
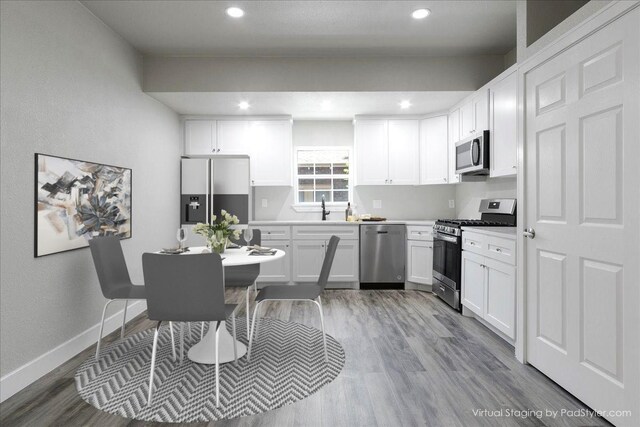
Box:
xmin=82 ymin=1 xmax=516 ymax=57
xmin=147 ymin=91 xmax=472 ymax=119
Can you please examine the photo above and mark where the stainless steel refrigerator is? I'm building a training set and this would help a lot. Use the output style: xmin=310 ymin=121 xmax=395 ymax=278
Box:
xmin=180 ymin=156 xmax=251 ymax=247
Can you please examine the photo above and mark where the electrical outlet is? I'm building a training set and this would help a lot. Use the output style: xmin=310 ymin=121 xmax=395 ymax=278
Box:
xmin=261 ymin=198 xmax=268 ymax=208
xmin=448 ymin=200 xmax=455 ymax=209
xmin=373 ymin=200 xmax=382 ymax=209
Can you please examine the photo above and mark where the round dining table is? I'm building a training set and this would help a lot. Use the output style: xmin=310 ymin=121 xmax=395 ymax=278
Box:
xmin=179 ymin=246 xmax=285 ymax=365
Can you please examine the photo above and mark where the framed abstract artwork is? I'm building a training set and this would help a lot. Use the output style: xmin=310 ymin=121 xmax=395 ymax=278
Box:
xmin=34 ymin=153 xmax=132 ymax=257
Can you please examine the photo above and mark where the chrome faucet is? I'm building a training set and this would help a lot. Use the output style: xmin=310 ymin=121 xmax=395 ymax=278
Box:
xmin=321 ymin=195 xmax=330 ymax=221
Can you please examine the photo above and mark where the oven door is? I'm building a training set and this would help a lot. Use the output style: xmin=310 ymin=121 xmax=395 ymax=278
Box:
xmin=432 ymin=231 xmax=461 ymax=289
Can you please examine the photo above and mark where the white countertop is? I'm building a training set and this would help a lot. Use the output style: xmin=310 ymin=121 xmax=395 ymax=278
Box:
xmin=462 ymin=226 xmax=517 ymax=239
xmin=250 ymin=219 xmax=436 ymax=226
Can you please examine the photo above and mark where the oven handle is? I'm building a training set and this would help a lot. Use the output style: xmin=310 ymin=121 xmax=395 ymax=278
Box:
xmin=434 ymin=231 xmax=458 ymax=244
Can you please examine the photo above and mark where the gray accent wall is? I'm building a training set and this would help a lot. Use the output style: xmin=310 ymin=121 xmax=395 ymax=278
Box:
xmin=0 ymin=1 xmax=180 ymax=377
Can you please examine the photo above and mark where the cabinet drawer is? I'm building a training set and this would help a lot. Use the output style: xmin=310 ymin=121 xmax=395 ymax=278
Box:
xmin=406 ymin=225 xmax=434 ymax=241
xmin=292 ymin=225 xmax=359 ymax=240
xmin=486 ymin=236 xmax=516 ymax=265
xmin=462 ymin=231 xmax=486 ymax=254
xmin=258 ymin=226 xmax=291 ymax=240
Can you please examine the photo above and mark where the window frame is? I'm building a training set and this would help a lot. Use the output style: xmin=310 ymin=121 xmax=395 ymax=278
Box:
xmin=292 ymin=145 xmax=353 ymax=210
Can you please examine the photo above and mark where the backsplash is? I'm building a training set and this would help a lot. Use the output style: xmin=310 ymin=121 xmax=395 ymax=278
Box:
xmin=455 ymin=177 xmax=517 ymax=218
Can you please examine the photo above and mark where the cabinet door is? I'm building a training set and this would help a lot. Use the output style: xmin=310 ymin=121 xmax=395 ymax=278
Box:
xmin=388 ymin=120 xmax=420 ymax=185
xmin=420 ymin=116 xmax=449 ymax=185
xmin=185 ymin=120 xmax=215 ymax=155
xmin=248 ymin=120 xmax=292 ymax=186
xmin=407 ymin=240 xmax=433 ymax=285
xmin=461 ymin=251 xmax=485 ymax=316
xmin=292 ymin=240 xmax=324 ymax=282
xmin=484 ymin=258 xmax=516 ymax=339
xmin=256 ymin=240 xmax=291 ymax=283
xmin=329 ymin=240 xmax=359 ymax=282
xmin=354 ymin=120 xmax=389 ymax=185
xmin=473 ymin=89 xmax=489 ymax=133
xmin=448 ymin=109 xmax=461 ymax=184
xmin=216 ymin=120 xmax=251 ymax=155
xmin=460 ymin=101 xmax=474 ymax=138
xmin=490 ymin=71 xmax=518 ymax=177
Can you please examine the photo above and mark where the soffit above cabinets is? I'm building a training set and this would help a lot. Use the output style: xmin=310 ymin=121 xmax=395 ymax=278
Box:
xmin=81 ymin=1 xmax=516 ymax=57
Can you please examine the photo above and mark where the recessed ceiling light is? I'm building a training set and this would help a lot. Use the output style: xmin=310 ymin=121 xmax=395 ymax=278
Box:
xmin=412 ymin=8 xmax=431 ymax=19
xmin=238 ymin=101 xmax=250 ymax=110
xmin=226 ymin=7 xmax=245 ymax=18
xmin=399 ymin=100 xmax=412 ymax=109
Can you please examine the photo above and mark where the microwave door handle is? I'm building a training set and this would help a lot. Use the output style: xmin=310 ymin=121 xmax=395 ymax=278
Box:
xmin=471 ymin=139 xmax=480 ymax=166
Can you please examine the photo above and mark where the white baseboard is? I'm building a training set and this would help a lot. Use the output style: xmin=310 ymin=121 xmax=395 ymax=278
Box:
xmin=0 ymin=300 xmax=147 ymax=403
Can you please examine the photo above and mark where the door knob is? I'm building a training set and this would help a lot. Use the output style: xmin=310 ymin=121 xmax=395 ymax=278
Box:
xmin=523 ymin=228 xmax=536 ymax=239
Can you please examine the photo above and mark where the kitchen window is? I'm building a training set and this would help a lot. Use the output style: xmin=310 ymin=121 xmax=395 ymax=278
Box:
xmin=294 ymin=147 xmax=352 ymax=207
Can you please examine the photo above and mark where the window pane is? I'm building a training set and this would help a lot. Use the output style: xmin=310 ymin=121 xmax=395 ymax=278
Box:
xmin=298 ymin=164 xmax=314 ymax=175
xmin=299 ymin=191 xmax=314 ymax=203
xmin=316 ymin=178 xmax=331 ymax=190
xmin=333 ymin=178 xmax=348 ymax=190
xmin=333 ymin=163 xmax=349 ymax=175
xmin=334 ymin=191 xmax=349 ymax=202
xmin=315 ymin=163 xmax=331 ymax=175
xmin=298 ymin=178 xmax=314 ymax=190
xmin=315 ymin=191 xmax=331 ymax=202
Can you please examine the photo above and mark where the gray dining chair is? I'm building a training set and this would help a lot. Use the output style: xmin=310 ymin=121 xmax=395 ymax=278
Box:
xmin=89 ymin=236 xmax=176 ymax=361
xmin=142 ymin=252 xmax=239 ymax=406
xmin=248 ymin=235 xmax=340 ymax=363
xmin=225 ymin=229 xmax=261 ymax=340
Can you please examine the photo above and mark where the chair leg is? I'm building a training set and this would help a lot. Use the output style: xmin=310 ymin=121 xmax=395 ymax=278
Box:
xmin=147 ymin=321 xmax=162 ymax=405
xmin=231 ymin=314 xmax=238 ymax=364
xmin=120 ymin=299 xmax=128 ymax=339
xmin=314 ymin=296 xmax=329 ymax=363
xmin=247 ymin=301 xmax=263 ymax=361
xmin=96 ymin=300 xmax=114 ymax=360
xmin=245 ymin=287 xmax=251 ymax=342
xmin=201 ymin=322 xmax=205 ymax=340
xmin=188 ymin=322 xmax=193 ymax=341
xmin=169 ymin=322 xmax=176 ymax=362
xmin=215 ymin=321 xmax=221 ymax=407
xmin=180 ymin=323 xmax=185 ymax=363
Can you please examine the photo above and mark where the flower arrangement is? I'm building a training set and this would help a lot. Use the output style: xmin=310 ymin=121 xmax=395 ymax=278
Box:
xmin=192 ymin=209 xmax=242 ymax=254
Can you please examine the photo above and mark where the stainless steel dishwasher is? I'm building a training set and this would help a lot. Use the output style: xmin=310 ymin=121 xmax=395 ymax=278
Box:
xmin=360 ymin=224 xmax=406 ymax=285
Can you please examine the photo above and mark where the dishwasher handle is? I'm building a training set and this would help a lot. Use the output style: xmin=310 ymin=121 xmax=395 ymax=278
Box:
xmin=377 ymin=230 xmax=388 ymax=234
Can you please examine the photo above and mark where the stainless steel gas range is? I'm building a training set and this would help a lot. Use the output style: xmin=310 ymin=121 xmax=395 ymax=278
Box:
xmin=432 ymin=198 xmax=516 ymax=311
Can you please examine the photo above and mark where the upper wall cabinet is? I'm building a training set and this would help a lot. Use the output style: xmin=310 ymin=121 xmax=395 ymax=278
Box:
xmin=248 ymin=120 xmax=293 ymax=186
xmin=460 ymin=89 xmax=489 ymax=138
xmin=216 ymin=120 xmax=252 ymax=155
xmin=489 ymin=70 xmax=518 ymax=177
xmin=448 ymin=109 xmax=461 ymax=184
xmin=355 ymin=119 xmax=420 ymax=185
xmin=185 ymin=120 xmax=216 ymax=155
xmin=420 ymin=115 xmax=449 ymax=185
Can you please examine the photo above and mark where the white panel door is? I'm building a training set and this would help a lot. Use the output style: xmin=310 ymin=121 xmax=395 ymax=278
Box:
xmin=407 ymin=240 xmax=433 ymax=285
xmin=460 ymin=100 xmax=474 ymax=138
xmin=490 ymin=71 xmax=518 ymax=177
xmin=248 ymin=120 xmax=292 ymax=186
xmin=292 ymin=240 xmax=324 ymax=282
xmin=525 ymin=9 xmax=639 ymax=426
xmin=388 ymin=119 xmax=420 ymax=185
xmin=328 ymin=240 xmax=359 ymax=282
xmin=461 ymin=251 xmax=485 ymax=316
xmin=484 ymin=258 xmax=516 ymax=339
xmin=216 ymin=120 xmax=251 ymax=154
xmin=448 ymin=108 xmax=461 ymax=183
xmin=420 ymin=116 xmax=449 ymax=185
xmin=472 ymin=89 xmax=489 ymax=132
xmin=354 ymin=120 xmax=389 ymax=185
xmin=256 ymin=240 xmax=291 ymax=283
xmin=185 ymin=120 xmax=215 ymax=155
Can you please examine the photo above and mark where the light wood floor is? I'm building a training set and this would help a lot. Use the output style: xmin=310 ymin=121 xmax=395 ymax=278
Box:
xmin=0 ymin=289 xmax=609 ymax=427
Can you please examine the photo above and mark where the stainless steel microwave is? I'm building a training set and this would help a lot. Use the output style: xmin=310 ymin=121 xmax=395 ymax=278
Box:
xmin=455 ymin=130 xmax=490 ymax=175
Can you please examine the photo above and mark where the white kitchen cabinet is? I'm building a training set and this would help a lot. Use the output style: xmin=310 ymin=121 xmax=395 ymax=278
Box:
xmin=354 ymin=119 xmax=419 ymax=185
xmin=329 ymin=239 xmax=360 ymax=282
xmin=461 ymin=251 xmax=486 ymax=316
xmin=248 ymin=120 xmax=292 ymax=186
xmin=459 ymin=90 xmax=489 ymax=139
xmin=448 ymin=109 xmax=461 ymax=184
xmin=387 ymin=120 xmax=420 ymax=185
xmin=292 ymin=240 xmax=325 ymax=282
xmin=484 ymin=258 xmax=516 ymax=338
xmin=489 ymin=70 xmax=518 ymax=177
xmin=407 ymin=240 xmax=433 ymax=285
xmin=185 ymin=120 xmax=216 ymax=155
xmin=460 ymin=101 xmax=474 ymax=138
xmin=419 ymin=115 xmax=449 ymax=185
xmin=256 ymin=239 xmax=291 ymax=283
xmin=216 ymin=120 xmax=252 ymax=155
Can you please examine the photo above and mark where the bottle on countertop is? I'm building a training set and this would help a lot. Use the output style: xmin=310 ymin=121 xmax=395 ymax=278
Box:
xmin=345 ymin=202 xmax=353 ymax=221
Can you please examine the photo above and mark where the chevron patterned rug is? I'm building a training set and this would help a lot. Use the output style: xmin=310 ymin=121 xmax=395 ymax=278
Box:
xmin=75 ymin=318 xmax=345 ymax=422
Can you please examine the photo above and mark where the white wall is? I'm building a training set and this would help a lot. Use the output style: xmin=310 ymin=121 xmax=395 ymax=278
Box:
xmin=253 ymin=120 xmax=457 ymax=220
xmin=455 ymin=178 xmax=517 ymax=219
xmin=0 ymin=0 xmax=180 ymax=382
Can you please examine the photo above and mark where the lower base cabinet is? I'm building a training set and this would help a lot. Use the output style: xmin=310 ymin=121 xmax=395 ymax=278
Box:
xmin=406 ymin=240 xmax=433 ymax=285
xmin=256 ymin=239 xmax=291 ymax=283
xmin=292 ymin=239 xmax=359 ymax=282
